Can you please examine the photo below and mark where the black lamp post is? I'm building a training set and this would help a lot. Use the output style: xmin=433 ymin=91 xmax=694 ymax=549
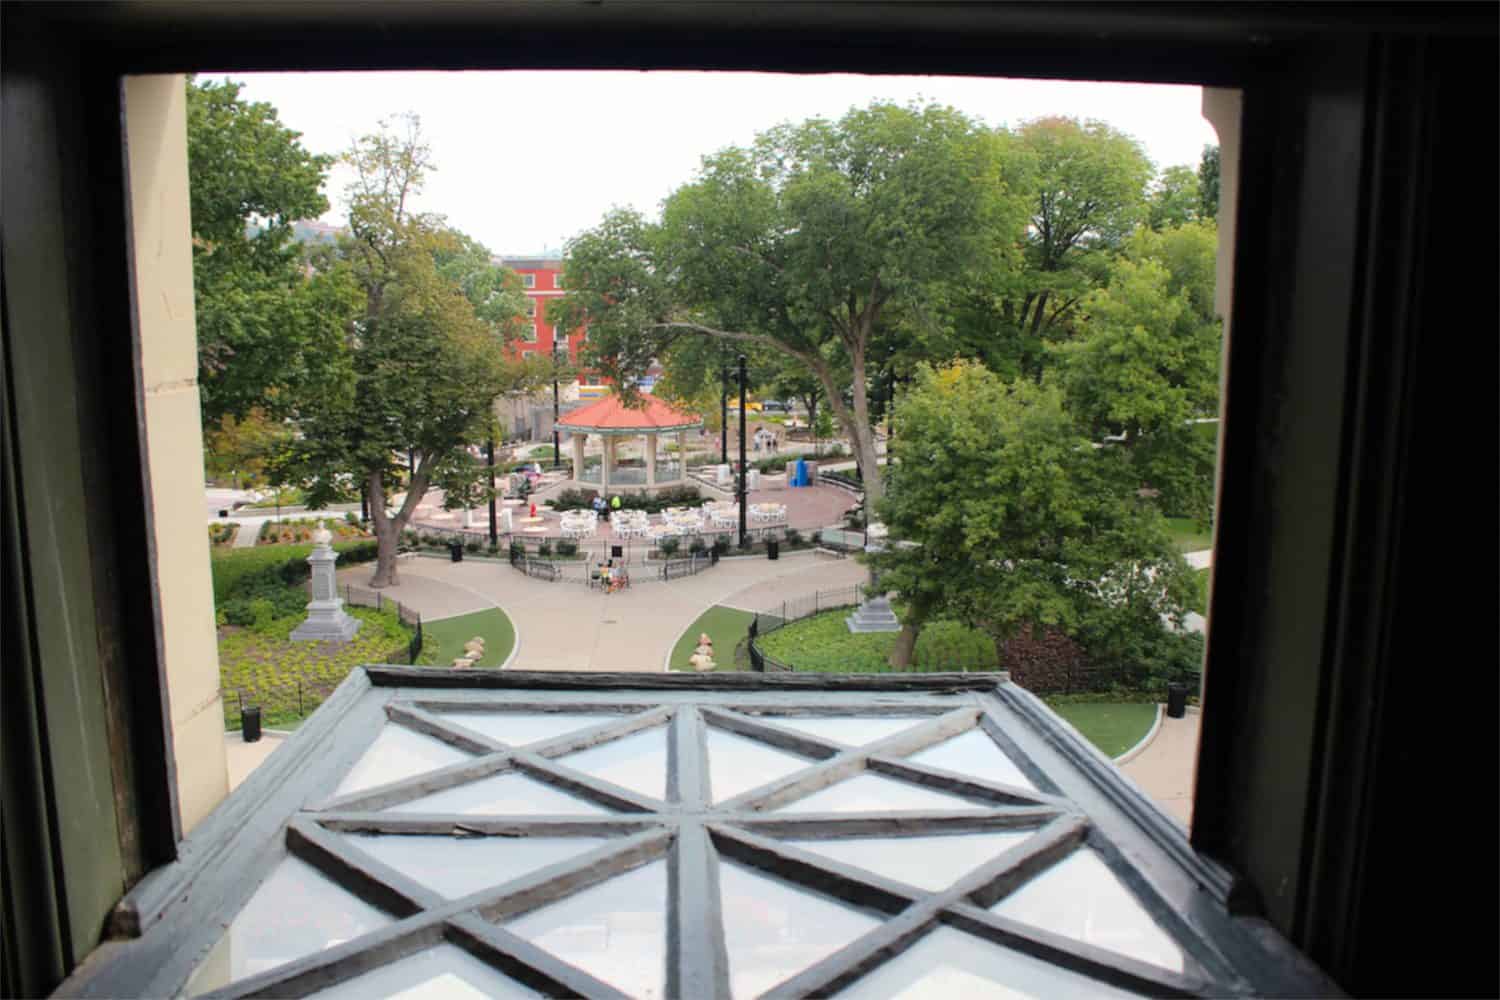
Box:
xmin=720 ymin=365 xmax=729 ymax=465
xmin=486 ymin=433 xmax=497 ymax=548
xmin=738 ymin=354 xmax=748 ymax=548
xmin=552 ymin=341 xmax=562 ymax=468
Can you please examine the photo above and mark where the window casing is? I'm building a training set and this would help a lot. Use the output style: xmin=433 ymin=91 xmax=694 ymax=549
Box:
xmin=522 ymin=273 xmax=536 ymax=288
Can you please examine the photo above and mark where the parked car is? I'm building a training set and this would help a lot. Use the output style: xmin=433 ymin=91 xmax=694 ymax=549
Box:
xmin=761 ymin=400 xmax=789 ymax=412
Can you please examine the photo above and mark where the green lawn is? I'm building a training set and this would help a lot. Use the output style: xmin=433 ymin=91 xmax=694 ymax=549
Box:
xmin=1045 ymin=701 xmax=1158 ymax=758
xmin=220 ymin=606 xmax=415 ymax=730
xmin=420 ymin=608 xmax=516 ymax=668
xmin=1191 ymin=419 xmax=1219 ymax=446
xmin=670 ymin=605 xmax=757 ymax=671
xmin=755 ymin=609 xmax=994 ymax=673
xmin=1165 ymin=517 xmax=1212 ymax=553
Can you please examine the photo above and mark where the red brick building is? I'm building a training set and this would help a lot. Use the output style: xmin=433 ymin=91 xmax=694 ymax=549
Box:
xmin=498 ymin=255 xmax=585 ymax=364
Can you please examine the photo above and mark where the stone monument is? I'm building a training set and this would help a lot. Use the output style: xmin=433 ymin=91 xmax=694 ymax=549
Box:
xmin=846 ymin=521 xmax=902 ymax=633
xmin=290 ymin=521 xmax=362 ymax=643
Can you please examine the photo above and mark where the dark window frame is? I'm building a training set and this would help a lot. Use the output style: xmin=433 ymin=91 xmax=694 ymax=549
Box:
xmin=3 ymin=4 xmax=1493 ymax=996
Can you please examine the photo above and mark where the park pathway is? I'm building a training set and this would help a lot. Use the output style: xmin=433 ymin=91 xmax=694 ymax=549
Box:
xmin=337 ymin=549 xmax=867 ymax=673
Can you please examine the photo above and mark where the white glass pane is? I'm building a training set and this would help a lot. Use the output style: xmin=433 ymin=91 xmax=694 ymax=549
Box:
xmin=991 ymin=848 xmax=1185 ymax=973
xmin=558 ymin=727 xmax=669 ymax=801
xmin=838 ymin=925 xmax=1140 ymax=999
xmin=908 ymin=729 xmax=1036 ymax=791
xmin=784 ymin=831 xmax=1034 ymax=892
xmin=505 ymin=860 xmax=668 ymax=999
xmin=706 ymin=728 xmax=813 ymax=803
xmin=719 ymin=861 xmax=882 ymax=999
xmin=390 ymin=772 xmax=608 ymax=815
xmin=336 ymin=725 xmax=470 ymax=796
xmin=759 ymin=716 xmax=932 ymax=746
xmin=346 ymin=834 xmax=608 ymax=900
xmin=308 ymin=943 xmax=537 ymax=999
xmin=183 ymin=856 xmax=391 ymax=996
xmin=778 ymin=773 xmax=988 ymax=814
xmin=435 ymin=712 xmax=621 ymax=747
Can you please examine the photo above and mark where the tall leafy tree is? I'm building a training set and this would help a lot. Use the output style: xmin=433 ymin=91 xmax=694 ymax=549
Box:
xmin=1147 ymin=165 xmax=1202 ymax=231
xmin=1049 ymin=238 xmax=1221 ymax=521
xmin=1198 ymin=144 xmax=1221 ymax=223
xmin=872 ymin=361 xmax=1193 ymax=669
xmin=290 ymin=115 xmax=541 ymax=587
xmin=186 ymin=77 xmax=343 ymax=428
xmin=552 ymin=102 xmax=1026 ymax=504
xmin=1004 ymin=117 xmax=1154 ymax=345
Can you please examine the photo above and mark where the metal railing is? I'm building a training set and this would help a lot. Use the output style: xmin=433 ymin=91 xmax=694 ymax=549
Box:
xmin=747 ymin=584 xmax=867 ymax=672
xmin=508 ymin=546 xmax=562 ymax=581
xmin=342 ymin=584 xmax=424 ymax=663
xmin=660 ymin=551 xmax=713 ymax=581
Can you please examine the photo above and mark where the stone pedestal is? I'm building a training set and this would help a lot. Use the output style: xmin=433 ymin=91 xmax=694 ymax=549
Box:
xmin=290 ymin=523 xmax=362 ymax=643
xmin=847 ymin=522 xmax=901 ymax=634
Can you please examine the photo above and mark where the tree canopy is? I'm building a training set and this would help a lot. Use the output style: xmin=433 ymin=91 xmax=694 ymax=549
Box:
xmin=553 ymin=101 xmax=1028 ymax=504
xmin=871 ymin=360 xmax=1194 ymax=669
xmin=186 ymin=77 xmax=344 ymax=429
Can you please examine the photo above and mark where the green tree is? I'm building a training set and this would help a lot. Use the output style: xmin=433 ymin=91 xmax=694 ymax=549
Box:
xmin=186 ymin=77 xmax=344 ymax=427
xmin=872 ymin=361 xmax=1192 ymax=669
xmin=1005 ymin=117 xmax=1154 ymax=344
xmin=1198 ymin=144 xmax=1221 ymax=223
xmin=289 ymin=115 xmax=540 ymax=587
xmin=552 ymin=102 xmax=1026 ymax=505
xmin=1147 ymin=165 xmax=1202 ymax=231
xmin=1050 ymin=250 xmax=1220 ymax=521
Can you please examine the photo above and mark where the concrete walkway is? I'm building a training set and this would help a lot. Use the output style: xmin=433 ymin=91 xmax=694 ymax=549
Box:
xmin=337 ymin=549 xmax=868 ymax=672
xmin=1120 ymin=708 xmax=1201 ymax=827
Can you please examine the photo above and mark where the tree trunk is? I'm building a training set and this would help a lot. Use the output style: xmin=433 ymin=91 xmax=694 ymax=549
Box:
xmin=888 ymin=622 xmax=922 ymax=670
xmin=367 ymin=463 xmax=431 ymax=588
xmin=833 ymin=340 xmax=884 ymax=506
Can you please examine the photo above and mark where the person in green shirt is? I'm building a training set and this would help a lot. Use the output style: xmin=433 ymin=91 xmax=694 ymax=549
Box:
xmin=611 ymin=495 xmax=622 ymax=511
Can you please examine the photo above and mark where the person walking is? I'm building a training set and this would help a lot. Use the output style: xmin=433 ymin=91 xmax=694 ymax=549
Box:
xmin=611 ymin=494 xmax=622 ymax=515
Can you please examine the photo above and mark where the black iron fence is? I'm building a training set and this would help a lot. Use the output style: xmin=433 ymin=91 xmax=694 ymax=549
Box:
xmin=508 ymin=545 xmax=562 ymax=581
xmin=660 ymin=552 xmax=713 ymax=581
xmin=747 ymin=584 xmax=867 ymax=672
xmin=342 ymin=584 xmax=424 ymax=664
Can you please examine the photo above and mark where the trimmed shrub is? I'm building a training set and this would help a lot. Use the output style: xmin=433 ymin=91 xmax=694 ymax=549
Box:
xmin=658 ymin=537 xmax=681 ymax=557
xmin=688 ymin=538 xmax=706 ymax=555
xmin=556 ymin=539 xmax=578 ymax=557
xmin=810 ymin=530 xmax=823 ymax=546
xmin=711 ymin=537 xmax=730 ymax=556
xmin=538 ymin=540 xmax=553 ymax=558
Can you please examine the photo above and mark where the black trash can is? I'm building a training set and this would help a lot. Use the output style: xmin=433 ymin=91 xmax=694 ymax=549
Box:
xmin=767 ymin=538 xmax=780 ymax=560
xmin=218 ymin=508 xmax=229 ymax=518
xmin=242 ymin=706 xmax=262 ymax=743
xmin=1166 ymin=682 xmax=1188 ymax=719
xmin=449 ymin=541 xmax=464 ymax=563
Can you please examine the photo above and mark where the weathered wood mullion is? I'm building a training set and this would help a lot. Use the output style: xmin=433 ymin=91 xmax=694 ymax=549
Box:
xmin=975 ymin=709 xmax=1061 ymax=795
xmin=730 ymin=806 xmax=1061 ymax=840
xmin=757 ymin=902 xmax=941 ymax=1000
xmin=667 ymin=822 xmax=731 ymax=1000
xmin=385 ymin=703 xmax=506 ymax=754
xmin=699 ymin=706 xmax=845 ymax=759
xmin=287 ymin=817 xmax=444 ymax=914
xmin=474 ymin=828 xmax=675 ymax=923
xmin=706 ymin=823 xmax=920 ymax=915
xmin=444 ymin=912 xmax=634 ymax=1000
xmin=313 ymin=813 xmax=658 ymax=837
xmin=854 ymin=707 xmax=983 ymax=757
xmin=196 ymin=914 xmax=449 ymax=1000
xmin=716 ymin=744 xmax=870 ymax=813
xmin=942 ymin=903 xmax=1212 ymax=998
xmin=960 ymin=814 xmax=1091 ymax=909
xmin=864 ymin=754 xmax=1065 ymax=808
xmin=310 ymin=751 xmax=516 ymax=813
xmin=512 ymin=751 xmax=665 ymax=813
xmin=521 ymin=705 xmax=675 ymax=759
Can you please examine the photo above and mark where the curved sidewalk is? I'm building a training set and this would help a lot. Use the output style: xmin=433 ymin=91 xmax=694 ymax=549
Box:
xmin=338 ymin=550 xmax=868 ymax=673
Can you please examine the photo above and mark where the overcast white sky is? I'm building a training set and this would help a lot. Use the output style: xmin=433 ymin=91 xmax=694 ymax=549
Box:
xmin=216 ymin=70 xmax=1219 ymax=257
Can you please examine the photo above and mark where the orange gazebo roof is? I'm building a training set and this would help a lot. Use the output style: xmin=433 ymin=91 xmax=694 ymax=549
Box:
xmin=555 ymin=393 xmax=703 ymax=435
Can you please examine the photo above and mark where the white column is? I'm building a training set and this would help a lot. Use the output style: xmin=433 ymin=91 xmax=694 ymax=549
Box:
xmin=677 ymin=431 xmax=687 ymax=482
xmin=601 ymin=435 xmax=612 ymax=492
xmin=572 ymin=432 xmax=586 ymax=482
xmin=646 ymin=432 xmax=658 ymax=486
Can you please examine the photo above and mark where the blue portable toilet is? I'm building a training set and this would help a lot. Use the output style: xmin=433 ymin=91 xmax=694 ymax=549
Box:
xmin=794 ymin=457 xmax=808 ymax=487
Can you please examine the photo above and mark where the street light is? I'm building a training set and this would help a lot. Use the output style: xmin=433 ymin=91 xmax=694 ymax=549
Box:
xmin=738 ymin=354 xmax=748 ymax=549
xmin=552 ymin=338 xmax=563 ymax=468
xmin=720 ymin=365 xmax=729 ymax=465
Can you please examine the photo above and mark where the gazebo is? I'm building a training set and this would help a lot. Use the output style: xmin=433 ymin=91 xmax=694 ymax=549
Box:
xmin=554 ymin=393 xmax=704 ymax=493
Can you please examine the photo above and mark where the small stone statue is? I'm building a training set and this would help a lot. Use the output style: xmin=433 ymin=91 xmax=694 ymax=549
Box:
xmin=688 ymin=632 xmax=716 ymax=671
